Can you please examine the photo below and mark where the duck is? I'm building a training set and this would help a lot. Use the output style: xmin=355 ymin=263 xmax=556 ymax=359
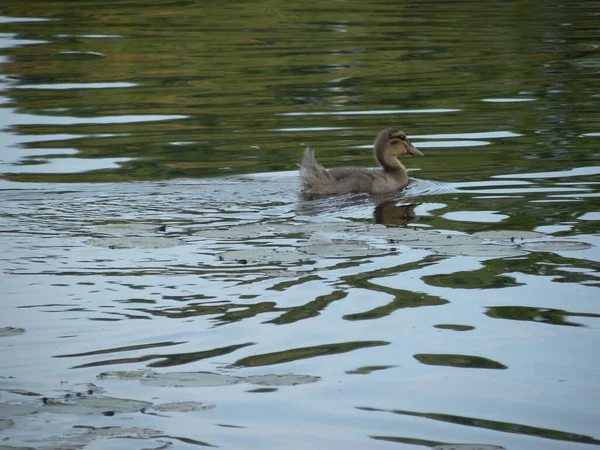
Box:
xmin=299 ymin=128 xmax=424 ymax=195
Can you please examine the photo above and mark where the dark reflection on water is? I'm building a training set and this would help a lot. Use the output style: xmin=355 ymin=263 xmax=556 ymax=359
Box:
xmin=265 ymin=289 xmax=347 ymax=324
xmin=413 ymin=354 xmax=508 ymax=370
xmin=485 ymin=306 xmax=600 ymax=328
xmin=70 ymin=342 xmax=256 ymax=370
xmin=374 ymin=202 xmax=420 ymax=226
xmin=1 ymin=1 xmax=599 ymax=450
xmin=233 ymin=340 xmax=391 ymax=368
xmin=360 ymin=407 xmax=600 ymax=446
xmin=1 ymin=1 xmax=598 ymax=186
xmin=423 ymin=267 xmax=525 ymax=289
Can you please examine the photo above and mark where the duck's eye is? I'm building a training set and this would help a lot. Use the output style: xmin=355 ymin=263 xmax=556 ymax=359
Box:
xmin=399 ymin=135 xmax=406 ymax=140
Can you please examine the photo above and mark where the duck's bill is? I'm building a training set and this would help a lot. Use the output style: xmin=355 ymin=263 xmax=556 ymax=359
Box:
xmin=408 ymin=145 xmax=424 ymax=156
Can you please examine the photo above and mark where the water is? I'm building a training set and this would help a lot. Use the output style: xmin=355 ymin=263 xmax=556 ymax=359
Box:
xmin=1 ymin=1 xmax=599 ymax=449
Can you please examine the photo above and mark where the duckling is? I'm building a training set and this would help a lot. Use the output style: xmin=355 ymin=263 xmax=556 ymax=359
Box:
xmin=299 ymin=128 xmax=424 ymax=195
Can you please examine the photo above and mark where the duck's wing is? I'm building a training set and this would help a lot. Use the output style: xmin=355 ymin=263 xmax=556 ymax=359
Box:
xmin=300 ymin=149 xmax=386 ymax=194
xmin=327 ymin=166 xmax=368 ymax=180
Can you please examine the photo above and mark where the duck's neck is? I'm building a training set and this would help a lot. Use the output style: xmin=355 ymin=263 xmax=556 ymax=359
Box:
xmin=379 ymin=153 xmax=402 ymax=171
xmin=378 ymin=153 xmax=409 ymax=184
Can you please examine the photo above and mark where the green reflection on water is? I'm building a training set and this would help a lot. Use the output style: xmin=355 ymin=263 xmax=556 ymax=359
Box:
xmin=266 ymin=289 xmax=347 ymax=324
xmin=485 ymin=306 xmax=600 ymax=327
xmin=433 ymin=324 xmax=475 ymax=331
xmin=341 ymin=257 xmax=449 ymax=320
xmin=234 ymin=340 xmax=390 ymax=367
xmin=423 ymin=270 xmax=523 ymax=290
xmin=70 ymin=342 xmax=254 ymax=369
xmin=413 ymin=353 xmax=507 ymax=370
xmin=359 ymin=406 xmax=600 ymax=446
xmin=0 ymin=0 xmax=598 ymax=186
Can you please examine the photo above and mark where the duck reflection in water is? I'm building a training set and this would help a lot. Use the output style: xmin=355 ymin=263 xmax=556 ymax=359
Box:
xmin=296 ymin=194 xmax=421 ymax=227
xmin=299 ymin=128 xmax=424 ymax=195
xmin=374 ymin=202 xmax=419 ymax=227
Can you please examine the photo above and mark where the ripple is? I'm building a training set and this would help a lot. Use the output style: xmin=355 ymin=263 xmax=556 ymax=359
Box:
xmin=9 ymin=113 xmax=188 ymax=126
xmin=481 ymin=98 xmax=536 ymax=103
xmin=271 ymin=127 xmax=349 ymax=132
xmin=442 ymin=211 xmax=508 ymax=223
xmin=0 ymin=16 xmax=53 ymax=23
xmin=11 ymin=82 xmax=135 ymax=90
xmin=6 ymin=157 xmax=133 ymax=174
xmin=494 ymin=166 xmax=600 ymax=179
xmin=278 ymin=109 xmax=461 ymax=116
xmin=413 ymin=131 xmax=522 ymax=139
xmin=413 ymin=140 xmax=490 ymax=148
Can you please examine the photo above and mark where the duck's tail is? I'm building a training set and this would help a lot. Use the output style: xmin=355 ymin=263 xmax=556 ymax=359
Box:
xmin=298 ymin=148 xmax=333 ymax=193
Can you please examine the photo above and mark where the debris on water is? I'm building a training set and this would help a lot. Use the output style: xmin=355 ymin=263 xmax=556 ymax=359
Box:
xmin=0 ymin=403 xmax=38 ymax=418
xmin=41 ymin=395 xmax=152 ymax=414
xmin=307 ymin=232 xmax=333 ymax=245
xmin=244 ymin=374 xmax=321 ymax=386
xmin=473 ymin=230 xmax=544 ymax=241
xmin=300 ymin=243 xmax=385 ymax=258
xmin=92 ymin=223 xmax=166 ymax=234
xmin=520 ymin=241 xmax=592 ymax=252
xmin=138 ymin=371 xmax=242 ymax=387
xmin=87 ymin=220 xmax=592 ymax=260
xmin=150 ymin=401 xmax=216 ymax=412
xmin=86 ymin=236 xmax=182 ymax=249
xmin=98 ymin=369 xmax=320 ymax=387
xmin=217 ymin=249 xmax=303 ymax=264
xmin=0 ymin=327 xmax=26 ymax=337
xmin=96 ymin=369 xmax=155 ymax=380
xmin=197 ymin=221 xmax=592 ymax=263
xmin=345 ymin=365 xmax=397 ymax=375
xmin=0 ymin=418 xmax=15 ymax=430
xmin=0 ymin=388 xmax=42 ymax=397
xmin=432 ymin=244 xmax=528 ymax=257
xmin=76 ymin=425 xmax=164 ymax=439
xmin=87 ymin=222 xmax=181 ymax=248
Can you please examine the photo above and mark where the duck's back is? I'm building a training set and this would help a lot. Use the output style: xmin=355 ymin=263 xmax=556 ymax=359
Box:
xmin=299 ymin=148 xmax=397 ymax=195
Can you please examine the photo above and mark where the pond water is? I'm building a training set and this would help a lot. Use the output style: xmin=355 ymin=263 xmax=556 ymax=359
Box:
xmin=1 ymin=1 xmax=599 ymax=449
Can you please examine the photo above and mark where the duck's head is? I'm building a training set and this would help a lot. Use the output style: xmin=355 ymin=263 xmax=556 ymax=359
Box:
xmin=375 ymin=128 xmax=424 ymax=160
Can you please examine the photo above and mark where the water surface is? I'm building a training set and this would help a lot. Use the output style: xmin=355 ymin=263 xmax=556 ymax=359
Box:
xmin=0 ymin=1 xmax=599 ymax=449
